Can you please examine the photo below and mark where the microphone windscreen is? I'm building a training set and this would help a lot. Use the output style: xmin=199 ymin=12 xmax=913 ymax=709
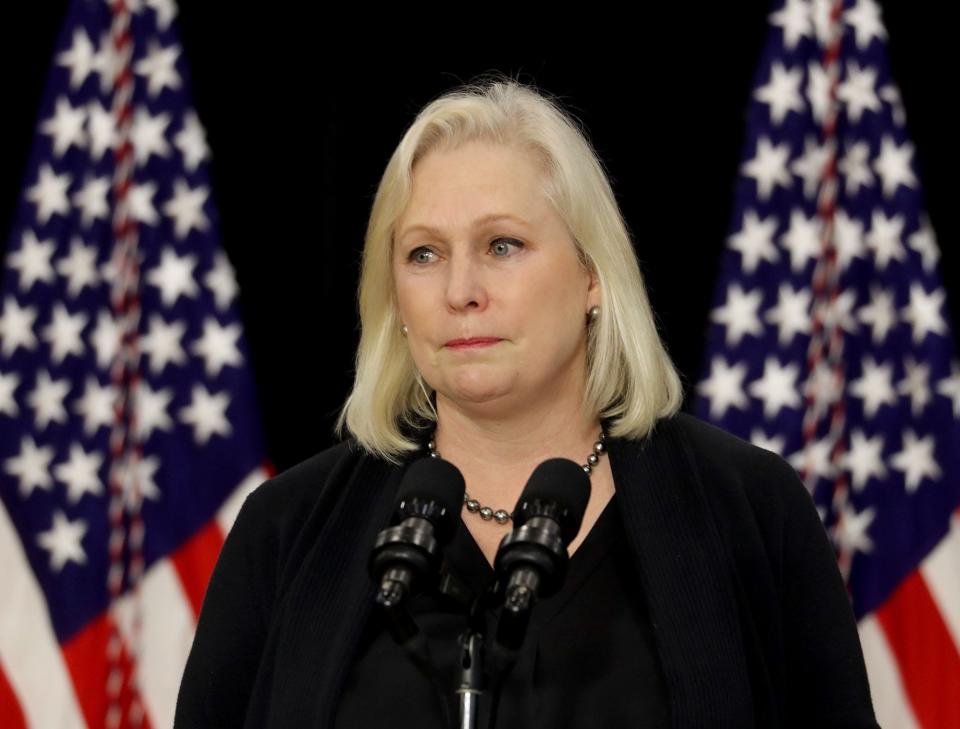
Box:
xmin=515 ymin=458 xmax=591 ymax=540
xmin=396 ymin=457 xmax=466 ymax=542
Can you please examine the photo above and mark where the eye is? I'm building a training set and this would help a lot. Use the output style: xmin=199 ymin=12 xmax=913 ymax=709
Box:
xmin=489 ymin=237 xmax=524 ymax=257
xmin=408 ymin=247 xmax=437 ymax=264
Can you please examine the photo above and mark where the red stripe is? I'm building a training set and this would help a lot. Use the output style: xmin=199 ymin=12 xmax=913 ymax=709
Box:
xmin=170 ymin=521 xmax=225 ymax=619
xmin=0 ymin=658 xmax=27 ymax=729
xmin=877 ymin=570 xmax=960 ymax=729
xmin=61 ymin=612 xmax=154 ymax=729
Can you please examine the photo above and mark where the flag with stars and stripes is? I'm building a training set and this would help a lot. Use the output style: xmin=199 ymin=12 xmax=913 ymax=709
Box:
xmin=0 ymin=1 xmax=270 ymax=727
xmin=695 ymin=1 xmax=960 ymax=725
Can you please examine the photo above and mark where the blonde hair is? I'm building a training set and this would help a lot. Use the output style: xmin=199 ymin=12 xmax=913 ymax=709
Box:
xmin=336 ymin=74 xmax=683 ymax=463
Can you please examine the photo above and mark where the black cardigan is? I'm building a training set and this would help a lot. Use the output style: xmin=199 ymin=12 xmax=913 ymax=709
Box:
xmin=174 ymin=412 xmax=880 ymax=728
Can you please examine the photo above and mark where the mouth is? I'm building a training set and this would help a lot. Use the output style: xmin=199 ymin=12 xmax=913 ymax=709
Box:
xmin=444 ymin=337 xmax=502 ymax=350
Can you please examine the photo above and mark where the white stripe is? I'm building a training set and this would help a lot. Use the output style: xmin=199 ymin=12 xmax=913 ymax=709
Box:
xmin=113 ymin=560 xmax=195 ymax=729
xmin=858 ymin=615 xmax=920 ymax=729
xmin=919 ymin=511 xmax=960 ymax=651
xmin=215 ymin=466 xmax=267 ymax=535
xmin=0 ymin=501 xmax=88 ymax=729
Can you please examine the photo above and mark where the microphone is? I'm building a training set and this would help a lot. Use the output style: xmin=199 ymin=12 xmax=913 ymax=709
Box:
xmin=368 ymin=456 xmax=465 ymax=641
xmin=492 ymin=458 xmax=591 ymax=651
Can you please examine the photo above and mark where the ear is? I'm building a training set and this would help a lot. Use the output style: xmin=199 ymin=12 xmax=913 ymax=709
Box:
xmin=586 ymin=269 xmax=601 ymax=310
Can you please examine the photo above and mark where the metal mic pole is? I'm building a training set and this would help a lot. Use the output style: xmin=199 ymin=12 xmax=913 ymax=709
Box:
xmin=455 ymin=630 xmax=484 ymax=729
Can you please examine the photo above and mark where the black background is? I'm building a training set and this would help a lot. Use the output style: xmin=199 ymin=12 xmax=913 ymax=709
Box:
xmin=2 ymin=2 xmax=955 ymax=472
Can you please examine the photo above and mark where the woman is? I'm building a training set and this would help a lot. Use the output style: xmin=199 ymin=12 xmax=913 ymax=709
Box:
xmin=175 ymin=77 xmax=879 ymax=728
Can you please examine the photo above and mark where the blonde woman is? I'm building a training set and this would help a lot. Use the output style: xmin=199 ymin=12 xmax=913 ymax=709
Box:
xmin=176 ymin=77 xmax=878 ymax=729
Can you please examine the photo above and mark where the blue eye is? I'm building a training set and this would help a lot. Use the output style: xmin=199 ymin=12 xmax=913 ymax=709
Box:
xmin=490 ymin=238 xmax=523 ymax=257
xmin=409 ymin=247 xmax=437 ymax=264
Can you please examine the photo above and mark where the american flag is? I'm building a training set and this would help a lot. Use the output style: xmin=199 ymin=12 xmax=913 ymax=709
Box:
xmin=0 ymin=1 xmax=269 ymax=727
xmin=694 ymin=1 xmax=960 ymax=726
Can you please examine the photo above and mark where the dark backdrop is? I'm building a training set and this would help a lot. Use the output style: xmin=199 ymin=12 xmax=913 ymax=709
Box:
xmin=2 ymin=3 xmax=955 ymax=472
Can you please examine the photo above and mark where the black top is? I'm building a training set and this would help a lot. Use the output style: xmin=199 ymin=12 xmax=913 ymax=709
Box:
xmin=333 ymin=493 xmax=671 ymax=728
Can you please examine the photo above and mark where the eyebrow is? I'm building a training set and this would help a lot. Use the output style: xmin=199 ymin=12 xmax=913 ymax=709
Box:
xmin=397 ymin=213 xmax=530 ymax=243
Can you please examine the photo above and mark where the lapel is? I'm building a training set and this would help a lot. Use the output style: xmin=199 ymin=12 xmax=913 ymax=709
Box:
xmin=606 ymin=414 xmax=753 ymax=728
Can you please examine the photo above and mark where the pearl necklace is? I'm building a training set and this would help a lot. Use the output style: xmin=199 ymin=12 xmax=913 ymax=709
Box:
xmin=426 ymin=431 xmax=607 ymax=525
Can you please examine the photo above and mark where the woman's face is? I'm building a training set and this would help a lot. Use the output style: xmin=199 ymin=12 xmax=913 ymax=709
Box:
xmin=392 ymin=140 xmax=600 ymax=418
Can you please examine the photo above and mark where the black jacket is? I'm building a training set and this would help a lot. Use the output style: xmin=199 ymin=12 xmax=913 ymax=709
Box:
xmin=175 ymin=412 xmax=880 ymax=728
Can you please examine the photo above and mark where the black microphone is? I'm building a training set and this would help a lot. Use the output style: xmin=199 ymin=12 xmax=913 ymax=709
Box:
xmin=368 ymin=456 xmax=465 ymax=641
xmin=492 ymin=458 xmax=591 ymax=651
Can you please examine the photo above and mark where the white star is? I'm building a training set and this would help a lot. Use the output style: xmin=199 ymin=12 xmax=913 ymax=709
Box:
xmin=711 ymin=284 xmax=764 ymax=347
xmin=880 ymin=84 xmax=907 ymax=127
xmin=174 ymin=111 xmax=210 ymax=172
xmin=25 ymin=164 xmax=72 ymax=225
xmin=42 ymin=303 xmax=88 ymax=364
xmin=145 ymin=248 xmax=200 ymax=306
xmin=902 ymin=284 xmax=947 ymax=344
xmin=146 ymin=0 xmax=178 ymax=31
xmin=755 ymin=62 xmax=805 ymax=125
xmin=842 ymin=430 xmax=887 ymax=491
xmin=749 ymin=429 xmax=786 ymax=456
xmin=749 ymin=357 xmax=802 ymax=419
xmin=936 ymin=362 xmax=960 ymax=419
xmin=833 ymin=211 xmax=867 ymax=271
xmin=119 ymin=453 xmax=162 ymax=511
xmin=769 ymin=0 xmax=812 ymax=50
xmin=858 ymin=286 xmax=897 ymax=345
xmin=838 ymin=61 xmax=881 ymax=123
xmin=129 ymin=181 xmax=160 ymax=226
xmin=56 ymin=29 xmax=96 ymax=89
xmin=73 ymin=376 xmax=116 ymax=436
xmin=54 ymin=444 xmax=104 ymax=504
xmin=37 ymin=512 xmax=88 ymax=572
xmin=90 ymin=310 xmax=121 ymax=370
xmin=765 ymin=284 xmax=811 ymax=346
xmin=803 ymin=361 xmax=843 ymax=421
xmin=0 ymin=298 xmax=39 ymax=356
xmin=27 ymin=370 xmax=71 ymax=430
xmin=57 ymin=237 xmax=100 ymax=298
xmin=134 ymin=41 xmax=182 ymax=97
xmin=8 ymin=230 xmax=56 ymax=291
xmin=205 ymin=252 xmax=239 ymax=310
xmin=87 ymin=100 xmax=118 ymax=161
xmin=832 ymin=501 xmax=876 ymax=556
xmin=728 ymin=210 xmax=779 ymax=273
xmin=908 ymin=216 xmax=939 ymax=274
xmin=162 ymin=179 xmax=210 ymax=239
xmin=874 ymin=136 xmax=917 ymax=197
xmin=811 ymin=0 xmax=837 ymax=45
xmin=71 ymin=175 xmax=111 ymax=228
xmin=140 ymin=315 xmax=187 ymax=374
xmin=898 ymin=356 xmax=932 ymax=417
xmin=0 ymin=369 xmax=20 ymax=417
xmin=91 ymin=31 xmax=121 ymax=95
xmin=791 ymin=136 xmax=831 ymax=199
xmin=865 ymin=209 xmax=906 ymax=270
xmin=40 ymin=96 xmax=87 ymax=157
xmin=697 ymin=357 xmax=750 ymax=419
xmin=845 ymin=0 xmax=887 ymax=50
xmin=807 ymin=61 xmax=835 ymax=125
xmin=191 ymin=318 xmax=243 ymax=377
xmin=131 ymin=108 xmax=172 ymax=165
xmin=135 ymin=381 xmax=174 ymax=440
xmin=890 ymin=430 xmax=941 ymax=492
xmin=849 ymin=356 xmax=897 ymax=418
xmin=788 ymin=437 xmax=837 ymax=481
xmin=742 ymin=137 xmax=792 ymax=200
xmin=780 ymin=209 xmax=821 ymax=273
xmin=5 ymin=436 xmax=55 ymax=498
xmin=820 ymin=290 xmax=859 ymax=335
xmin=838 ymin=141 xmax=874 ymax=196
xmin=180 ymin=385 xmax=232 ymax=445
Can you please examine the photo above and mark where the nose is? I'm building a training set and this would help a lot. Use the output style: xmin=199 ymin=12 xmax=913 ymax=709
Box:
xmin=445 ymin=252 xmax=488 ymax=313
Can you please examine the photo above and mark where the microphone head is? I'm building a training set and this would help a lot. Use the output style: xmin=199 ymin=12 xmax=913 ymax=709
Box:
xmin=513 ymin=458 xmax=591 ymax=545
xmin=394 ymin=456 xmax=466 ymax=543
